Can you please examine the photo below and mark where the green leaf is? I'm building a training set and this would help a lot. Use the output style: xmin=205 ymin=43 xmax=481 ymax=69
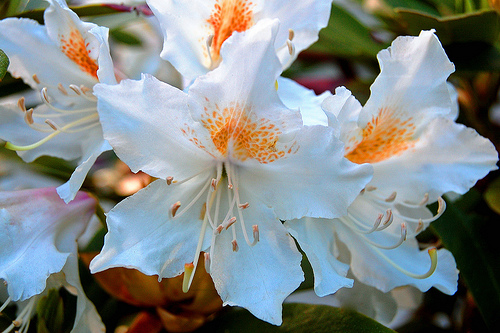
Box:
xmin=110 ymin=29 xmax=142 ymax=46
xmin=484 ymin=176 xmax=500 ymax=215
xmin=384 ymin=0 xmax=441 ymax=16
xmin=0 ymin=49 xmax=9 ymax=81
xmin=396 ymin=9 xmax=500 ymax=45
xmin=307 ymin=3 xmax=387 ymax=59
xmin=197 ymin=304 xmax=395 ymax=333
xmin=36 ymin=289 xmax=66 ymax=333
xmin=431 ymin=192 xmax=500 ymax=330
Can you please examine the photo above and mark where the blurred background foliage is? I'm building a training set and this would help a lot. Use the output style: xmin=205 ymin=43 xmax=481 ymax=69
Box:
xmin=1 ymin=0 xmax=499 ymax=332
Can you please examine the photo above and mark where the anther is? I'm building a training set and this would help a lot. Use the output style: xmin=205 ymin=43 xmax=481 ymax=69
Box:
xmin=80 ymin=85 xmax=91 ymax=94
xmin=13 ymin=319 xmax=22 ymax=327
xmin=182 ymin=263 xmax=195 ymax=293
xmin=419 ymin=193 xmax=429 ymax=206
xmin=365 ymin=186 xmax=377 ymax=191
xmin=238 ymin=202 xmax=249 ymax=209
xmin=57 ymin=83 xmax=68 ymax=95
xmin=215 ymin=224 xmax=224 ymax=234
xmin=204 ymin=252 xmax=211 ymax=274
xmin=232 ymin=239 xmax=239 ymax=252
xmin=45 ymin=119 xmax=59 ymax=131
xmin=228 ymin=183 xmax=233 ymax=190
xmin=17 ymin=97 xmax=26 ymax=112
xmin=211 ymin=178 xmax=218 ymax=190
xmin=252 ymin=225 xmax=259 ymax=243
xmin=166 ymin=176 xmax=173 ymax=185
xmin=223 ymin=216 xmax=237 ymax=230
xmin=170 ymin=201 xmax=181 ymax=217
xmin=69 ymin=84 xmax=81 ymax=95
xmin=385 ymin=191 xmax=397 ymax=202
xmin=288 ymin=29 xmax=295 ymax=41
xmin=41 ymin=87 xmax=50 ymax=103
xmin=32 ymin=74 xmax=40 ymax=84
xmin=383 ymin=209 xmax=393 ymax=225
xmin=24 ymin=108 xmax=34 ymax=125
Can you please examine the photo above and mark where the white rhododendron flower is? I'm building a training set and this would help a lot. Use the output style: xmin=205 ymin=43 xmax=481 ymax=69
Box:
xmin=147 ymin=0 xmax=333 ymax=81
xmin=89 ymin=21 xmax=372 ymax=325
xmin=286 ymin=31 xmax=498 ymax=298
xmin=0 ymin=188 xmax=104 ymax=333
xmin=0 ymin=0 xmax=115 ymax=203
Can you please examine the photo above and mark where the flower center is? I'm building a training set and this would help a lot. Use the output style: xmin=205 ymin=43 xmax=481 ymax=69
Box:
xmin=207 ymin=0 xmax=254 ymax=63
xmin=345 ymin=107 xmax=417 ymax=164
xmin=164 ymin=162 xmax=259 ymax=293
xmin=184 ymin=100 xmax=297 ymax=164
xmin=59 ymin=29 xmax=99 ymax=79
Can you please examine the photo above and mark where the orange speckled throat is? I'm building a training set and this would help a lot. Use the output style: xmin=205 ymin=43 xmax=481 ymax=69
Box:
xmin=345 ymin=107 xmax=417 ymax=164
xmin=60 ymin=29 xmax=98 ymax=79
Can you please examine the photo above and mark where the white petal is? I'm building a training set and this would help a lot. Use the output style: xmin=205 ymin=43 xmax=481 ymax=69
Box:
xmin=258 ymin=0 xmax=332 ymax=68
xmin=239 ymin=125 xmax=373 ymax=220
xmin=148 ymin=0 xmax=332 ymax=80
xmin=61 ymin=255 xmax=105 ymax=333
xmin=147 ymin=0 xmax=214 ymax=80
xmin=285 ymin=217 xmax=353 ymax=297
xmin=189 ymin=19 xmax=285 ymax=115
xmin=371 ymin=117 xmax=499 ymax=202
xmin=90 ymin=177 xmax=213 ymax=278
xmin=360 ymin=30 xmax=455 ymax=127
xmin=90 ymin=25 xmax=117 ymax=85
xmin=210 ymin=191 xmax=303 ymax=325
xmin=57 ymin=135 xmax=110 ymax=203
xmin=277 ymin=76 xmax=330 ymax=127
xmin=0 ymin=17 xmax=97 ymax=90
xmin=333 ymin=277 xmax=398 ymax=325
xmin=94 ymin=74 xmax=215 ymax=180
xmin=0 ymin=188 xmax=96 ymax=301
xmin=44 ymin=0 xmax=102 ymax=80
xmin=336 ymin=222 xmax=458 ymax=295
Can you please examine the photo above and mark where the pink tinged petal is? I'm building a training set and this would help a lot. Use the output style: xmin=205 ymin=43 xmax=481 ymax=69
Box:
xmin=370 ymin=117 xmax=499 ymax=203
xmin=238 ymin=125 xmax=373 ymax=220
xmin=90 ymin=177 xmax=212 ymax=278
xmin=285 ymin=217 xmax=353 ymax=297
xmin=94 ymin=74 xmax=215 ymax=180
xmin=335 ymin=222 xmax=458 ymax=295
xmin=0 ymin=188 xmax=96 ymax=301
xmin=276 ymin=76 xmax=330 ymax=127
xmin=210 ymin=194 xmax=304 ymax=325
xmin=360 ymin=30 xmax=455 ymax=128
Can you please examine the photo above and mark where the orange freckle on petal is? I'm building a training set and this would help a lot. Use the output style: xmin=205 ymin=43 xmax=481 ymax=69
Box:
xmin=186 ymin=102 xmax=296 ymax=164
xmin=60 ymin=29 xmax=98 ymax=79
xmin=207 ymin=0 xmax=254 ymax=61
xmin=346 ymin=107 xmax=417 ymax=164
